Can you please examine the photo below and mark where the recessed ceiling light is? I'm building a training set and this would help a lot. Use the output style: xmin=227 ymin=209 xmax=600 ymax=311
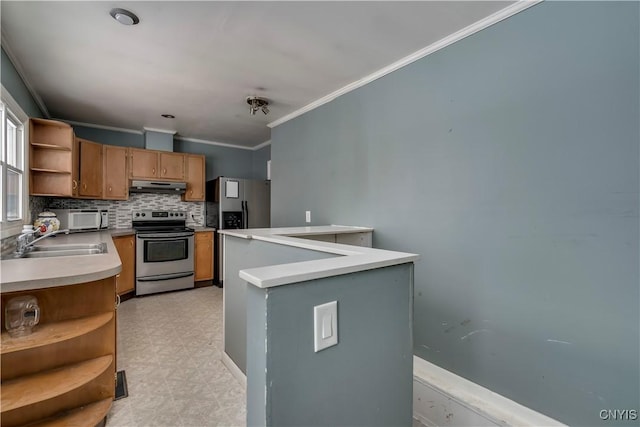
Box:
xmin=161 ymin=114 xmax=175 ymax=119
xmin=110 ymin=8 xmax=139 ymax=26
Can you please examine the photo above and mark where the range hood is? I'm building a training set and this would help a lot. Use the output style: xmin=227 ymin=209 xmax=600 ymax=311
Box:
xmin=129 ymin=180 xmax=186 ymax=194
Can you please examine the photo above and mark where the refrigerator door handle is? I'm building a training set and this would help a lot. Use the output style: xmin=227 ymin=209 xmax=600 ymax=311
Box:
xmin=245 ymin=200 xmax=249 ymax=228
xmin=241 ymin=200 xmax=245 ymax=229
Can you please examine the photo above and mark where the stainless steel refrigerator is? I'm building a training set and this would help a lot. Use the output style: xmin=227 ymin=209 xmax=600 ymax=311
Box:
xmin=205 ymin=177 xmax=271 ymax=284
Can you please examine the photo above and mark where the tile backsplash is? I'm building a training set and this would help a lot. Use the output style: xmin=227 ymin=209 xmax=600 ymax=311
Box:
xmin=44 ymin=193 xmax=205 ymax=229
xmin=1 ymin=194 xmax=204 ymax=256
xmin=0 ymin=196 xmax=48 ymax=256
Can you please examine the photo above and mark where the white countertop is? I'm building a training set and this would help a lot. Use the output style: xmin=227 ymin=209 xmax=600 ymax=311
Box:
xmin=219 ymin=225 xmax=418 ymax=289
xmin=1 ymin=231 xmax=122 ymax=293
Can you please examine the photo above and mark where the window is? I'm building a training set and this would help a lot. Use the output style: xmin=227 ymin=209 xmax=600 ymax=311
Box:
xmin=1 ymin=86 xmax=29 ymax=238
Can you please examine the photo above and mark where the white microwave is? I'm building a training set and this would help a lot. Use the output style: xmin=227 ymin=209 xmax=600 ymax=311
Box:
xmin=50 ymin=209 xmax=109 ymax=231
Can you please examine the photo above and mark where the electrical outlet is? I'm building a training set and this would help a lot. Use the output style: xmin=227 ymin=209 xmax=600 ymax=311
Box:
xmin=305 ymin=211 xmax=311 ymax=223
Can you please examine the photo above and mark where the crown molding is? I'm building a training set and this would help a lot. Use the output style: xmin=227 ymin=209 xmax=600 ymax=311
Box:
xmin=61 ymin=119 xmax=266 ymax=151
xmin=61 ymin=119 xmax=143 ymax=135
xmin=267 ymin=0 xmax=543 ymax=129
xmin=1 ymin=31 xmax=51 ymax=118
xmin=175 ymin=135 xmax=255 ymax=151
xmin=252 ymin=139 xmax=271 ymax=151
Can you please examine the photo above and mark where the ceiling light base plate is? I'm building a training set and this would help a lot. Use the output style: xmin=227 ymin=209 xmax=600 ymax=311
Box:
xmin=247 ymin=96 xmax=270 ymax=115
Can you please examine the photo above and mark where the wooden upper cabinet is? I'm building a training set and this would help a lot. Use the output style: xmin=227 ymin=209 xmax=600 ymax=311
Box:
xmin=77 ymin=138 xmax=103 ymax=199
xmin=129 ymin=148 xmax=185 ymax=181
xmin=29 ymin=118 xmax=75 ymax=197
xmin=103 ymin=145 xmax=128 ymax=200
xmin=159 ymin=152 xmax=185 ymax=180
xmin=183 ymin=154 xmax=205 ymax=201
xmin=129 ymin=148 xmax=158 ymax=179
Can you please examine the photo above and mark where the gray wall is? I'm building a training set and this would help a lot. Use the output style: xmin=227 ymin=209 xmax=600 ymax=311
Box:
xmin=72 ymin=125 xmax=262 ymax=180
xmin=251 ymin=144 xmax=271 ymax=180
xmin=224 ymin=236 xmax=335 ymax=373
xmin=175 ymin=140 xmax=254 ymax=180
xmin=270 ymin=2 xmax=639 ymax=426
xmin=1 ymin=47 xmax=42 ymax=118
xmin=247 ymin=264 xmax=413 ymax=427
xmin=144 ymin=130 xmax=173 ymax=152
xmin=74 ymin=125 xmax=144 ymax=148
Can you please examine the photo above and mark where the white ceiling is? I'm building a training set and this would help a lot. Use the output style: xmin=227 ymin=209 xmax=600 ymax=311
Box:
xmin=1 ymin=1 xmax=514 ymax=149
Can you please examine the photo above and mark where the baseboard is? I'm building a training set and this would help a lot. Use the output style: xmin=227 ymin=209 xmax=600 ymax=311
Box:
xmin=222 ymin=351 xmax=247 ymax=388
xmin=194 ymin=280 xmax=214 ymax=288
xmin=413 ymin=356 xmax=566 ymax=427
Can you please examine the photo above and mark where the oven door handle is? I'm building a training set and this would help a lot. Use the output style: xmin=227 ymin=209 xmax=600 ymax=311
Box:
xmin=137 ymin=232 xmax=195 ymax=239
xmin=137 ymin=272 xmax=195 ymax=282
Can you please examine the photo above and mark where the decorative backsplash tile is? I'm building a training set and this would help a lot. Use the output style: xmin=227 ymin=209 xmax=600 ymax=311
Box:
xmin=1 ymin=234 xmax=17 ymax=256
xmin=45 ymin=194 xmax=205 ymax=229
xmin=1 ymin=194 xmax=204 ymax=256
xmin=30 ymin=196 xmax=47 ymax=224
xmin=1 ymin=196 xmax=48 ymax=256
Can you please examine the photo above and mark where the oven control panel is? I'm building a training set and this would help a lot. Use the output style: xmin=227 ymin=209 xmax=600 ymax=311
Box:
xmin=132 ymin=210 xmax=186 ymax=220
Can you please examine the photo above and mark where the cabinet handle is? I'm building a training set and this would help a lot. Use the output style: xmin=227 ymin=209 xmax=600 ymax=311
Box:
xmin=72 ymin=180 xmax=78 ymax=190
xmin=108 ymin=186 xmax=112 ymax=193
xmin=152 ymin=167 xmax=156 ymax=175
xmin=129 ymin=240 xmax=133 ymax=247
xmin=163 ymin=168 xmax=167 ymax=175
xmin=82 ymin=183 xmax=87 ymax=190
xmin=115 ymin=293 xmax=121 ymax=309
xmin=190 ymin=190 xmax=193 ymax=195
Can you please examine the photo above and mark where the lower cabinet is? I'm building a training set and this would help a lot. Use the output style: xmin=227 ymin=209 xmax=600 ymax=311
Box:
xmin=113 ymin=235 xmax=135 ymax=295
xmin=195 ymin=231 xmax=214 ymax=282
xmin=0 ymin=278 xmax=116 ymax=426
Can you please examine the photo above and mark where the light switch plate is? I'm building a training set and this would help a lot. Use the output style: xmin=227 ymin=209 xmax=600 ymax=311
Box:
xmin=314 ymin=301 xmax=338 ymax=352
xmin=305 ymin=210 xmax=311 ymax=223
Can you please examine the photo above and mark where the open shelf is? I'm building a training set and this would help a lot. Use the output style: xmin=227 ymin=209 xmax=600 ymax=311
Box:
xmin=30 ymin=168 xmax=72 ymax=174
xmin=0 ymin=355 xmax=113 ymax=413
xmin=1 ymin=312 xmax=113 ymax=355
xmin=24 ymin=398 xmax=112 ymax=427
xmin=31 ymin=142 xmax=72 ymax=151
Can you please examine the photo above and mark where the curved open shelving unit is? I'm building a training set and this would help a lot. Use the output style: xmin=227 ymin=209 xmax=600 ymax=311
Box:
xmin=1 ymin=355 xmax=113 ymax=413
xmin=30 ymin=142 xmax=72 ymax=151
xmin=1 ymin=312 xmax=113 ymax=355
xmin=23 ymin=398 xmax=112 ymax=427
xmin=30 ymin=168 xmax=72 ymax=174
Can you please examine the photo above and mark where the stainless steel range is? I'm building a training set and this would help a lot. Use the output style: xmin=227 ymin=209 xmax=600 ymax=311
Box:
xmin=132 ymin=210 xmax=194 ymax=296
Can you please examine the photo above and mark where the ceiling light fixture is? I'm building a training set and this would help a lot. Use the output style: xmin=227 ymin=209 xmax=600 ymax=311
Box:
xmin=110 ymin=8 xmax=140 ymax=26
xmin=161 ymin=114 xmax=175 ymax=119
xmin=247 ymin=96 xmax=270 ymax=116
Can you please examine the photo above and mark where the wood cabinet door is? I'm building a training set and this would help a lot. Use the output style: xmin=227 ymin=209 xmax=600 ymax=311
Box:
xmin=78 ymin=138 xmax=103 ymax=198
xmin=159 ymin=152 xmax=185 ymax=180
xmin=183 ymin=154 xmax=205 ymax=201
xmin=195 ymin=231 xmax=214 ymax=281
xmin=103 ymin=145 xmax=128 ymax=200
xmin=113 ymin=235 xmax=135 ymax=295
xmin=129 ymin=148 xmax=158 ymax=179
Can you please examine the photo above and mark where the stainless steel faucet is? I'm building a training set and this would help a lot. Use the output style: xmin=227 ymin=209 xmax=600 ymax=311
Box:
xmin=15 ymin=229 xmax=70 ymax=257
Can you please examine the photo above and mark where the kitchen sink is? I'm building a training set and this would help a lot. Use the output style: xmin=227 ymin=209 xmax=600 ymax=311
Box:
xmin=20 ymin=242 xmax=107 ymax=258
xmin=28 ymin=243 xmax=106 ymax=252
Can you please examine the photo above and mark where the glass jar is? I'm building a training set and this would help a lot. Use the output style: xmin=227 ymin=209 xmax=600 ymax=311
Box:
xmin=5 ymin=295 xmax=40 ymax=337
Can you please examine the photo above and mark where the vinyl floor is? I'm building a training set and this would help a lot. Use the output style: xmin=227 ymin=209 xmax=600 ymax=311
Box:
xmin=106 ymin=286 xmax=246 ymax=426
xmin=106 ymin=285 xmax=426 ymax=427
